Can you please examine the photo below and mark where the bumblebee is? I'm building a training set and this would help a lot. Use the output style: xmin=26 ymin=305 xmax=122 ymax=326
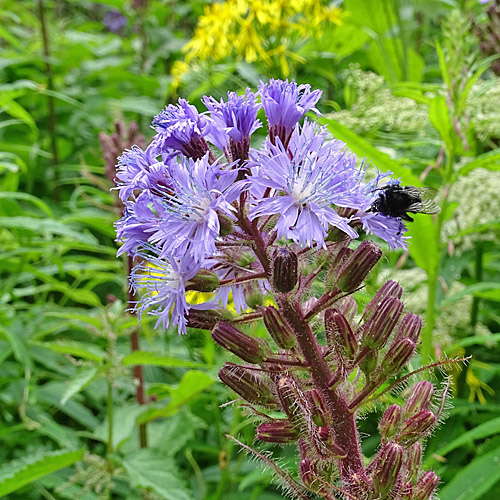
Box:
xmin=370 ymin=183 xmax=441 ymax=222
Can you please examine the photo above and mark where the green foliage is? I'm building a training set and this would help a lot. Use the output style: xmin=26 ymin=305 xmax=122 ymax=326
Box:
xmin=1 ymin=0 xmax=500 ymax=498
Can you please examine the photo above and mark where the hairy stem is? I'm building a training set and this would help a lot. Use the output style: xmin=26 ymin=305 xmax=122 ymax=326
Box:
xmin=278 ymin=296 xmax=366 ymax=484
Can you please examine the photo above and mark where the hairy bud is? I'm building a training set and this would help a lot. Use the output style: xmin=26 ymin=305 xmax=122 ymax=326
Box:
xmin=212 ymin=322 xmax=270 ymax=363
xmin=412 ymin=471 xmax=440 ymax=500
xmin=257 ymin=420 xmax=299 ymax=443
xmin=397 ymin=313 xmax=422 ymax=343
xmin=325 ymin=308 xmax=358 ymax=359
xmin=300 ymin=458 xmax=322 ymax=493
xmin=362 ymin=279 xmax=403 ymax=322
xmin=218 ymin=213 xmax=234 ymax=236
xmin=360 ymin=350 xmax=378 ymax=376
xmin=381 ymin=338 xmax=416 ymax=375
xmin=379 ymin=404 xmax=402 ymax=442
xmin=403 ymin=381 xmax=435 ymax=419
xmin=272 ymin=247 xmax=298 ymax=293
xmin=187 ymin=309 xmax=229 ymax=329
xmin=403 ymin=442 xmax=422 ymax=485
xmin=372 ymin=442 xmax=404 ymax=496
xmin=361 ymin=297 xmax=404 ymax=350
xmin=336 ymin=241 xmax=383 ymax=293
xmin=262 ymin=306 xmax=296 ymax=349
xmin=397 ymin=410 xmax=437 ymax=447
xmin=185 ymin=268 xmax=220 ymax=292
xmin=219 ymin=363 xmax=276 ymax=408
xmin=276 ymin=377 xmax=308 ymax=430
xmin=306 ymin=389 xmax=329 ymax=426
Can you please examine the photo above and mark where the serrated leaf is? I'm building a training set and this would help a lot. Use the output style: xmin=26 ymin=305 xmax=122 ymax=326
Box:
xmin=61 ymin=367 xmax=100 ymax=405
xmin=0 ymin=449 xmax=84 ymax=496
xmin=122 ymin=351 xmax=204 ymax=368
xmin=439 ymin=445 xmax=500 ymax=500
xmin=122 ymin=449 xmax=192 ymax=500
xmin=138 ymin=370 xmax=215 ymax=423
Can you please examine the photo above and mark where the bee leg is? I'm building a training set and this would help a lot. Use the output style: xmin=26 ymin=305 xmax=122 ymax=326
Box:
xmin=401 ymin=213 xmax=414 ymax=222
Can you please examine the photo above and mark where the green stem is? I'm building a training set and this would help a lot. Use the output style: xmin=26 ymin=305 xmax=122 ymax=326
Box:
xmin=106 ymin=380 xmax=114 ymax=467
xmin=471 ymin=243 xmax=484 ymax=329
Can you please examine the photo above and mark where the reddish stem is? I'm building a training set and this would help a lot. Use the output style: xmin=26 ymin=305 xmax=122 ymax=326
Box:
xmin=279 ymin=296 xmax=367 ymax=485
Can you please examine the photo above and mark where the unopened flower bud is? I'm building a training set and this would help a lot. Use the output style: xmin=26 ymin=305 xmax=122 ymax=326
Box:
xmin=361 ymin=297 xmax=404 ymax=350
xmin=336 ymin=241 xmax=382 ymax=293
xmin=276 ymin=377 xmax=308 ymax=429
xmin=244 ymin=285 xmax=265 ymax=309
xmin=324 ymin=308 xmax=358 ymax=359
xmin=336 ymin=296 xmax=357 ymax=322
xmin=262 ymin=306 xmax=296 ymax=349
xmin=187 ymin=309 xmax=225 ymax=329
xmin=272 ymin=247 xmax=298 ymax=293
xmin=360 ymin=350 xmax=378 ymax=375
xmin=219 ymin=363 xmax=276 ymax=408
xmin=212 ymin=322 xmax=271 ymax=363
xmin=397 ymin=410 xmax=437 ymax=447
xmin=379 ymin=404 xmax=402 ymax=441
xmin=372 ymin=442 xmax=404 ymax=496
xmin=218 ymin=213 xmax=234 ymax=236
xmin=316 ymin=426 xmax=347 ymax=458
xmin=403 ymin=442 xmax=422 ymax=485
xmin=361 ymin=280 xmax=403 ymax=322
xmin=381 ymin=338 xmax=416 ymax=375
xmin=236 ymin=251 xmax=256 ymax=268
xmin=257 ymin=420 xmax=299 ymax=443
xmin=300 ymin=458 xmax=322 ymax=493
xmin=403 ymin=381 xmax=435 ymax=419
xmin=397 ymin=313 xmax=422 ymax=343
xmin=412 ymin=471 xmax=439 ymax=500
xmin=306 ymin=389 xmax=329 ymax=426
xmin=186 ymin=269 xmax=220 ymax=292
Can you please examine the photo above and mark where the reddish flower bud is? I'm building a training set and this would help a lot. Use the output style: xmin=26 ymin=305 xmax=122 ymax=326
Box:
xmin=403 ymin=381 xmax=435 ymax=419
xmin=379 ymin=404 xmax=402 ymax=441
xmin=219 ymin=363 xmax=276 ymax=408
xmin=300 ymin=458 xmax=322 ymax=493
xmin=316 ymin=426 xmax=347 ymax=458
xmin=257 ymin=420 xmax=299 ymax=443
xmin=324 ymin=308 xmax=358 ymax=359
xmin=212 ymin=322 xmax=270 ymax=363
xmin=413 ymin=471 xmax=439 ymax=500
xmin=272 ymin=247 xmax=298 ymax=293
xmin=336 ymin=241 xmax=382 ymax=293
xmin=362 ymin=280 xmax=403 ymax=322
xmin=397 ymin=313 xmax=422 ymax=343
xmin=336 ymin=296 xmax=357 ymax=322
xmin=397 ymin=410 xmax=437 ymax=447
xmin=372 ymin=442 xmax=404 ymax=496
xmin=185 ymin=268 xmax=220 ymax=292
xmin=187 ymin=309 xmax=225 ymax=329
xmin=381 ymin=338 xmax=416 ymax=375
xmin=276 ymin=377 xmax=308 ymax=429
xmin=403 ymin=442 xmax=422 ymax=485
xmin=306 ymin=389 xmax=329 ymax=426
xmin=361 ymin=297 xmax=404 ymax=350
xmin=262 ymin=306 xmax=296 ymax=349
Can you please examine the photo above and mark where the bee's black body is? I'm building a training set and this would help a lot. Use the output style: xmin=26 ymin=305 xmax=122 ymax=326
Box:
xmin=370 ymin=184 xmax=440 ymax=222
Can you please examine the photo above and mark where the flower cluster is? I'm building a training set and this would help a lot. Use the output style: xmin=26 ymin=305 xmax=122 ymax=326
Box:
xmin=115 ymin=79 xmax=410 ymax=334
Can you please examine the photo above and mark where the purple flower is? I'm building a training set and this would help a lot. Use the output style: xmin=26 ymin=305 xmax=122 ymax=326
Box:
xmin=258 ymin=79 xmax=322 ymax=148
xmin=115 ymin=144 xmax=169 ymax=202
xmin=103 ymin=10 xmax=128 ymax=34
xmin=130 ymin=250 xmax=216 ymax=334
xmin=148 ymin=154 xmax=244 ymax=262
xmin=248 ymin=121 xmax=359 ymax=248
xmin=202 ymin=90 xmax=262 ymax=161
xmin=152 ymin=99 xmax=211 ymax=159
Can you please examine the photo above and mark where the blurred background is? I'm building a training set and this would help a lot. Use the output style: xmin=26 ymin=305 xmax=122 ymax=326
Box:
xmin=1 ymin=0 xmax=500 ymax=499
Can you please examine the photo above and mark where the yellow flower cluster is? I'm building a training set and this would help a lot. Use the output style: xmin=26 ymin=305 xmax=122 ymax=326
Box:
xmin=175 ymin=0 xmax=342 ymax=83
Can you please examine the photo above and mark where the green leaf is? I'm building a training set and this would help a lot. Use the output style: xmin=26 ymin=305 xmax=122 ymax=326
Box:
xmin=456 ymin=150 xmax=500 ymax=178
xmin=0 ymin=449 xmax=84 ymax=497
xmin=30 ymin=340 xmax=105 ymax=362
xmin=0 ymin=191 xmax=53 ymax=216
xmin=61 ymin=367 xmax=100 ymax=405
xmin=427 ymin=417 xmax=500 ymax=464
xmin=429 ymin=95 xmax=453 ymax=151
xmin=122 ymin=449 xmax=192 ymax=500
xmin=138 ymin=370 xmax=215 ymax=423
xmin=439 ymin=445 xmax=500 ymax=500
xmin=443 ymin=282 xmax=500 ymax=305
xmin=122 ymin=351 xmax=204 ymax=369
xmin=453 ymin=332 xmax=500 ymax=349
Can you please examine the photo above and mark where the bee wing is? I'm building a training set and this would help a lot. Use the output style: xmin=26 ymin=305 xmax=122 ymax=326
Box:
xmin=403 ymin=186 xmax=437 ymax=199
xmin=406 ymin=198 xmax=441 ymax=215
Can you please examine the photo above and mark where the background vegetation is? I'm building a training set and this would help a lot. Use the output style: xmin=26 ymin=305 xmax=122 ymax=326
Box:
xmin=1 ymin=0 xmax=500 ymax=498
